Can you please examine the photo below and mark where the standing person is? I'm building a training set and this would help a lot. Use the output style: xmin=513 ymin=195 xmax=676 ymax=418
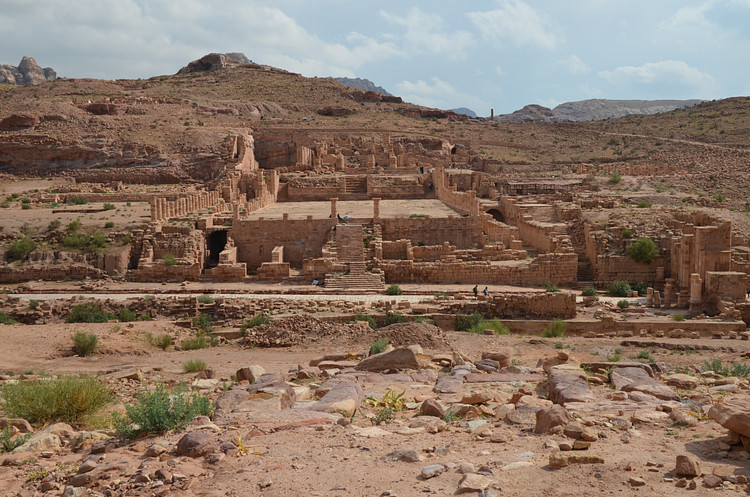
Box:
xmin=483 ymin=286 xmax=489 ymax=296
xmin=473 ymin=285 xmax=478 ymax=298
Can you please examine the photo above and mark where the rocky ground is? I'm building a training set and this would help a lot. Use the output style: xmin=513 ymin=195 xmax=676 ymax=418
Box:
xmin=0 ymin=317 xmax=749 ymax=497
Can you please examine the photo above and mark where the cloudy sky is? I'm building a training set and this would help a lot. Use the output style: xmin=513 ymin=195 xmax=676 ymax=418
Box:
xmin=2 ymin=0 xmax=748 ymax=115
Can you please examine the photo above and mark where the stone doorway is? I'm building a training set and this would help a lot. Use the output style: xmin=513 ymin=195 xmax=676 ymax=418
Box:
xmin=206 ymin=230 xmax=228 ymax=268
xmin=487 ymin=208 xmax=505 ymax=223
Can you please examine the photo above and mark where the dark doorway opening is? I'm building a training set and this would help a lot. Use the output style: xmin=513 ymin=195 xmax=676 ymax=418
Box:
xmin=206 ymin=231 xmax=227 ymax=268
xmin=487 ymin=208 xmax=505 ymax=223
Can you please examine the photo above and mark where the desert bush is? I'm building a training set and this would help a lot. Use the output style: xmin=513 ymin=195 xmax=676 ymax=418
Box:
xmin=714 ymin=193 xmax=725 ymax=203
xmin=384 ymin=311 xmax=405 ymax=326
xmin=6 ymin=236 xmax=36 ymax=262
xmin=636 ymin=200 xmax=652 ymax=208
xmin=28 ymin=300 xmax=40 ymax=310
xmin=622 ymin=229 xmax=633 ymax=239
xmin=632 ymin=282 xmax=649 ymax=296
xmin=147 ymin=333 xmax=173 ymax=350
xmin=609 ymin=172 xmax=622 ymax=184
xmin=467 ymin=318 xmax=510 ymax=335
xmin=353 ymin=313 xmax=377 ymax=329
xmin=385 ymin=284 xmax=403 ymax=295
xmin=163 ymin=253 xmax=176 ymax=266
xmin=47 ymin=219 xmax=61 ymax=231
xmin=608 ymin=280 xmax=632 ymax=297
xmin=113 ymin=385 xmax=212 ymax=438
xmin=541 ymin=319 xmax=567 ymax=338
xmin=1 ymin=375 xmax=112 ymax=424
xmin=1 ymin=425 xmax=30 ymax=453
xmin=66 ymin=220 xmax=82 ymax=233
xmin=182 ymin=359 xmax=207 ymax=373
xmin=70 ymin=196 xmax=88 ymax=205
xmin=672 ymin=313 xmax=686 ymax=322
xmin=197 ymin=295 xmax=214 ymax=304
xmin=545 ymin=282 xmax=560 ymax=292
xmin=455 ymin=312 xmax=483 ymax=331
xmin=72 ymin=331 xmax=98 ymax=356
xmin=192 ymin=313 xmax=213 ymax=332
xmin=617 ymin=300 xmax=630 ymax=309
xmin=103 ymin=203 xmax=115 ymax=210
xmin=104 ymin=221 xmax=115 ymax=229
xmin=701 ymin=359 xmax=750 ymax=377
xmin=369 ymin=338 xmax=389 ymax=355
xmin=0 ymin=311 xmax=16 ymax=324
xmin=626 ymin=237 xmax=659 ymax=264
xmin=66 ymin=302 xmax=113 ymax=323
xmin=182 ymin=331 xmax=214 ymax=350
xmin=118 ymin=308 xmax=136 ymax=322
xmin=240 ymin=314 xmax=270 ymax=334
xmin=581 ymin=286 xmax=597 ymax=297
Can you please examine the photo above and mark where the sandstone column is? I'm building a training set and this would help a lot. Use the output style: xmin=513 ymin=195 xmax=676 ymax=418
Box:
xmin=330 ymin=198 xmax=338 ymax=220
xmin=373 ymin=198 xmax=380 ymax=222
xmin=689 ymin=273 xmax=702 ymax=315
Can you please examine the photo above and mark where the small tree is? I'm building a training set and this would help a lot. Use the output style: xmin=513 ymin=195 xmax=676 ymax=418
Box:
xmin=6 ymin=236 xmax=36 ymax=262
xmin=626 ymin=237 xmax=659 ymax=264
xmin=385 ymin=284 xmax=403 ymax=295
xmin=608 ymin=280 xmax=632 ymax=297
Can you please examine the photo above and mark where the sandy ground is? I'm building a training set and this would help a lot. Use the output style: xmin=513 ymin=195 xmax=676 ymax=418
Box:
xmin=244 ymin=199 xmax=463 ymax=220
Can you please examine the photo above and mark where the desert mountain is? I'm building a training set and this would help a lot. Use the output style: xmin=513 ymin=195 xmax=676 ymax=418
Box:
xmin=177 ymin=52 xmax=255 ymax=74
xmin=495 ymin=98 xmax=703 ymax=122
xmin=0 ymin=56 xmax=56 ymax=85
xmin=332 ymin=77 xmax=392 ymax=96
xmin=450 ymin=107 xmax=477 ymax=118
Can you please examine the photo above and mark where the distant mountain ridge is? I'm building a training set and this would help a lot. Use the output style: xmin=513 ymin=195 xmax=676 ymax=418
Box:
xmin=495 ymin=98 xmax=703 ymax=122
xmin=451 ymin=107 xmax=477 ymax=118
xmin=333 ymin=77 xmax=392 ymax=96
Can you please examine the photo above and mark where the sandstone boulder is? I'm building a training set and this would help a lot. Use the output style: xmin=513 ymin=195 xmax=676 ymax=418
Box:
xmin=534 ymin=405 xmax=571 ymax=434
xmin=308 ymin=382 xmax=364 ymax=416
xmin=481 ymin=348 xmax=512 ymax=368
xmin=548 ymin=365 xmax=595 ymax=406
xmin=175 ymin=431 xmax=216 ymax=458
xmin=708 ymin=398 xmax=750 ymax=438
xmin=419 ymin=398 xmax=445 ymax=418
xmin=610 ymin=367 xmax=679 ymax=401
xmin=675 ymin=453 xmax=701 ymax=477
xmin=355 ymin=346 xmax=430 ymax=372
xmin=236 ymin=365 xmax=265 ymax=383
xmin=0 ymin=114 xmax=40 ymax=129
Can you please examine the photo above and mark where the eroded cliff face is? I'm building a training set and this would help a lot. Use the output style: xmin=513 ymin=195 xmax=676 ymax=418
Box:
xmin=0 ymin=56 xmax=56 ymax=85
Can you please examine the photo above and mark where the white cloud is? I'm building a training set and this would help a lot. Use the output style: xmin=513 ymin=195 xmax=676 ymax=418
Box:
xmin=380 ymin=8 xmax=474 ymax=60
xmin=467 ymin=0 xmax=560 ymax=50
xmin=560 ymin=54 xmax=589 ymax=75
xmin=395 ymin=77 xmax=487 ymax=111
xmin=495 ymin=66 xmax=505 ymax=76
xmin=598 ymin=60 xmax=719 ymax=97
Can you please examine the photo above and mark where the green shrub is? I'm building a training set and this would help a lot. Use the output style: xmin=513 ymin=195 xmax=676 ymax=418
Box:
xmin=701 ymin=359 xmax=750 ymax=377
xmin=182 ymin=332 xmax=214 ymax=351
xmin=1 ymin=375 xmax=112 ymax=424
xmin=541 ymin=319 xmax=567 ymax=338
xmin=545 ymin=282 xmax=560 ymax=292
xmin=384 ymin=311 xmax=405 ymax=326
xmin=455 ymin=312 xmax=483 ymax=331
xmin=72 ymin=331 xmax=98 ymax=356
xmin=617 ymin=300 xmax=630 ymax=309
xmin=1 ymin=425 xmax=30 ymax=453
xmin=672 ymin=313 xmax=685 ymax=322
xmin=183 ymin=359 xmax=207 ymax=373
xmin=609 ymin=172 xmax=622 ymax=184
xmin=20 ymin=198 xmax=30 ymax=204
xmin=70 ymin=196 xmax=88 ymax=205
xmin=468 ymin=318 xmax=510 ymax=335
xmin=353 ymin=313 xmax=376 ymax=329
xmin=581 ymin=286 xmax=597 ymax=297
xmin=192 ymin=313 xmax=213 ymax=332
xmin=240 ymin=314 xmax=270 ymax=333
xmin=385 ymin=284 xmax=403 ymax=295
xmin=118 ymin=308 xmax=136 ymax=322
xmin=622 ymin=229 xmax=633 ymax=239
xmin=607 ymin=348 xmax=622 ymax=362
xmin=0 ymin=311 xmax=17 ymax=324
xmin=104 ymin=221 xmax=115 ymax=229
xmin=197 ymin=295 xmax=214 ymax=304
xmin=608 ymin=280 xmax=632 ymax=297
xmin=66 ymin=302 xmax=114 ymax=323
xmin=47 ymin=220 xmax=61 ymax=231
xmin=636 ymin=200 xmax=652 ymax=208
xmin=714 ymin=193 xmax=725 ymax=203
xmin=28 ymin=300 xmax=40 ymax=310
xmin=626 ymin=237 xmax=659 ymax=264
xmin=113 ymin=385 xmax=212 ymax=438
xmin=21 ymin=203 xmax=30 ymax=210
xmin=6 ymin=236 xmax=36 ymax=262
xmin=636 ymin=350 xmax=654 ymax=362
xmin=631 ymin=282 xmax=649 ymax=296
xmin=163 ymin=253 xmax=176 ymax=266
xmin=66 ymin=220 xmax=82 ymax=233
xmin=147 ymin=333 xmax=173 ymax=350
xmin=103 ymin=203 xmax=115 ymax=210
xmin=370 ymin=338 xmax=389 ymax=355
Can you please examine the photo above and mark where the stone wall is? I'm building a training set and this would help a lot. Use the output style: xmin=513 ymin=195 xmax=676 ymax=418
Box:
xmin=232 ymin=218 xmax=334 ymax=269
xmin=443 ymin=292 xmax=577 ymax=320
xmin=381 ymin=217 xmax=481 ymax=249
xmin=382 ymin=252 xmax=578 ymax=285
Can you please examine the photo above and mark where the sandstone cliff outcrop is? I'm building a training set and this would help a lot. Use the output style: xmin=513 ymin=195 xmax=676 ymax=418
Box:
xmin=177 ymin=53 xmax=254 ymax=74
xmin=0 ymin=56 xmax=56 ymax=85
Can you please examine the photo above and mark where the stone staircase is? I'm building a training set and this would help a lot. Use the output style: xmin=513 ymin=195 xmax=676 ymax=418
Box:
xmin=344 ymin=176 xmax=368 ymax=198
xmin=324 ymin=224 xmax=384 ymax=291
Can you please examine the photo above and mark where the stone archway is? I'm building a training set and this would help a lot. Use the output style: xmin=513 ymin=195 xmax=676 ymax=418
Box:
xmin=487 ymin=208 xmax=505 ymax=223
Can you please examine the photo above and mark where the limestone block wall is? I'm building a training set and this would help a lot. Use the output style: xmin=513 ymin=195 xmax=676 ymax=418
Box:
xmin=257 ymin=262 xmax=291 ymax=280
xmin=481 ymin=215 xmax=519 ymax=246
xmin=128 ymin=262 xmax=202 ymax=282
xmin=500 ymin=197 xmax=569 ymax=253
xmin=382 ymin=240 xmax=412 ymax=260
xmin=594 ymin=255 xmax=666 ymax=284
xmin=381 ymin=217 xmax=481 ymax=249
xmin=204 ymin=263 xmax=247 ymax=281
xmin=232 ymin=218 xmax=334 ymax=269
xmin=0 ymin=263 xmax=105 ymax=283
xmin=382 ymin=252 xmax=577 ymax=285
xmin=444 ymin=292 xmax=576 ymax=320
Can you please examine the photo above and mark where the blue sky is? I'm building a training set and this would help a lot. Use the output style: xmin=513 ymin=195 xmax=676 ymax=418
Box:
xmin=1 ymin=0 xmax=749 ymax=114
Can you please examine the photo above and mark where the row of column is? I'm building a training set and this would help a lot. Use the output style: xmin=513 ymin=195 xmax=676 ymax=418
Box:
xmin=151 ymin=191 xmax=223 ymax=222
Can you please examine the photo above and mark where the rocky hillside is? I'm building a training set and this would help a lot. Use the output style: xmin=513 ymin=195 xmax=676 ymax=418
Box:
xmin=333 ymin=77 xmax=391 ymax=96
xmin=0 ymin=56 xmax=56 ymax=85
xmin=495 ymin=99 xmax=702 ymax=123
